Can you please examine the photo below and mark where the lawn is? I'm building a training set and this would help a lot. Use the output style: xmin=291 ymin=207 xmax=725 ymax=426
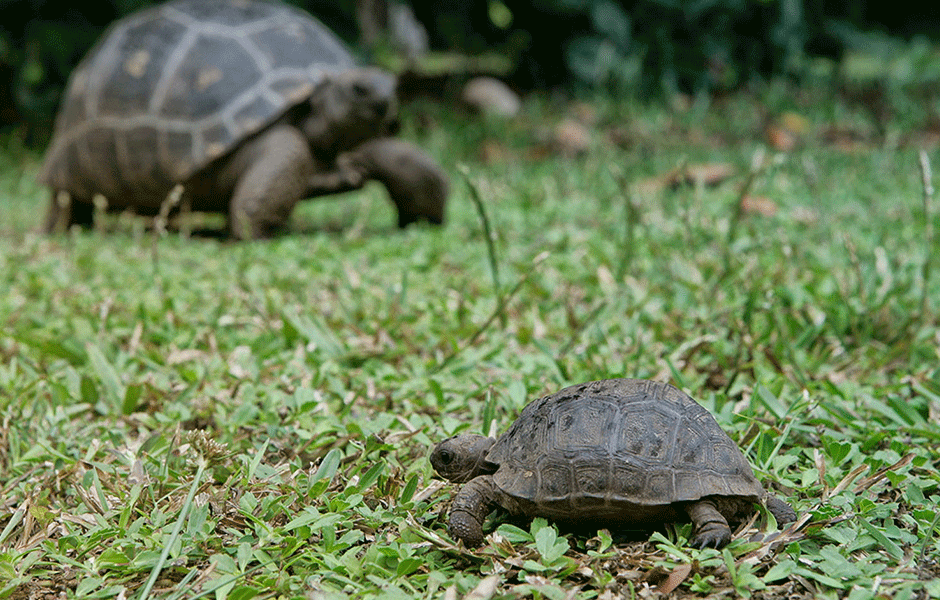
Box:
xmin=0 ymin=82 xmax=938 ymax=599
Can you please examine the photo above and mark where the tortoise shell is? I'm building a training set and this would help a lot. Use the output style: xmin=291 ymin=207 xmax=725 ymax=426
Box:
xmin=38 ymin=0 xmax=355 ymax=203
xmin=486 ymin=378 xmax=763 ymax=516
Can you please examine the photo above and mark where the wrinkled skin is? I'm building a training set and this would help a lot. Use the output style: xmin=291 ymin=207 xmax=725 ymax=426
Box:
xmin=303 ymin=68 xmax=399 ymax=159
xmin=337 ymin=137 xmax=448 ymax=227
xmin=430 ymin=435 xmax=497 ymax=483
xmin=430 ymin=433 xmax=797 ymax=549
xmin=42 ymin=68 xmax=449 ymax=238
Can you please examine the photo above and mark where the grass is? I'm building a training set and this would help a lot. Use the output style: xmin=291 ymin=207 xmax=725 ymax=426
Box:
xmin=0 ymin=80 xmax=939 ymax=599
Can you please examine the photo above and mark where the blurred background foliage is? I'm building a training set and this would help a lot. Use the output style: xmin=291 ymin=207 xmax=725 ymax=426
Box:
xmin=1 ymin=0 xmax=939 ymax=142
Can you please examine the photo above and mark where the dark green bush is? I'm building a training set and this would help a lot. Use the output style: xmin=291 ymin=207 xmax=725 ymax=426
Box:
xmin=1 ymin=0 xmax=937 ymax=141
xmin=416 ymin=0 xmax=940 ymax=93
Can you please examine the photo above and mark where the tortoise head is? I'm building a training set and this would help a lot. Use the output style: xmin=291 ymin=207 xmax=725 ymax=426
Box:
xmin=303 ymin=67 xmax=398 ymax=156
xmin=430 ymin=434 xmax=497 ymax=483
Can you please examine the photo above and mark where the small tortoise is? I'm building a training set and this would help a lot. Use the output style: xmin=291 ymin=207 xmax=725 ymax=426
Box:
xmin=431 ymin=378 xmax=796 ymax=548
xmin=38 ymin=0 xmax=447 ymax=238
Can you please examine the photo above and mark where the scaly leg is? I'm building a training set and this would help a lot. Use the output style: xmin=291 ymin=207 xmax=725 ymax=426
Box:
xmin=226 ymin=125 xmax=314 ymax=239
xmin=304 ymin=161 xmax=366 ymax=198
xmin=686 ymin=499 xmax=732 ymax=549
xmin=765 ymin=495 xmax=797 ymax=525
xmin=449 ymin=475 xmax=498 ymax=548
xmin=341 ymin=138 xmax=448 ymax=227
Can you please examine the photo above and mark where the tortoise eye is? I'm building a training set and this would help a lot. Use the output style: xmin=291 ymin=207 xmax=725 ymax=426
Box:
xmin=437 ymin=449 xmax=455 ymax=465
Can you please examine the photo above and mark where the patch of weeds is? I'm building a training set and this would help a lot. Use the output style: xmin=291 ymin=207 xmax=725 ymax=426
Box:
xmin=1 ymin=80 xmax=940 ymax=598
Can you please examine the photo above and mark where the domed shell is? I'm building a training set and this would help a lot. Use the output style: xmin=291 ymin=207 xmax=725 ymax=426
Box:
xmin=487 ymin=378 xmax=763 ymax=514
xmin=38 ymin=0 xmax=355 ymax=203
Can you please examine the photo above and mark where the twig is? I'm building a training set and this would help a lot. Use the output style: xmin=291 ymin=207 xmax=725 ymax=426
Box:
xmin=433 ymin=252 xmax=549 ymax=373
xmin=709 ymin=149 xmax=766 ymax=302
xmin=53 ymin=190 xmax=71 ymax=233
xmin=152 ymin=184 xmax=185 ymax=273
xmin=459 ymin=165 xmax=501 ymax=300
xmin=724 ymin=148 xmax=765 ymax=270
xmin=92 ymin=194 xmax=108 ymax=235
xmin=611 ymin=167 xmax=641 ymax=281
xmin=155 ymin=184 xmax=185 ymax=237
xmin=918 ymin=150 xmax=934 ymax=319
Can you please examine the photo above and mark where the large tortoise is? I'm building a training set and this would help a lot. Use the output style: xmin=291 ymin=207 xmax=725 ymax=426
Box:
xmin=38 ymin=0 xmax=447 ymax=238
xmin=431 ymin=378 xmax=796 ymax=548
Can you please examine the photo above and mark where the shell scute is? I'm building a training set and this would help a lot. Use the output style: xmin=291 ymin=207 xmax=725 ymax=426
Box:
xmin=101 ymin=17 xmax=188 ymax=117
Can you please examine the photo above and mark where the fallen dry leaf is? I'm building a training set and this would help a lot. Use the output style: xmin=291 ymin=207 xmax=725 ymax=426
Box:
xmin=740 ymin=195 xmax=778 ymax=217
xmin=853 ymin=452 xmax=916 ymax=493
xmin=636 ymin=162 xmax=736 ymax=194
xmin=553 ymin=119 xmax=591 ymax=157
xmin=479 ymin=139 xmax=511 ymax=164
xmin=766 ymin=123 xmax=798 ymax=152
xmin=167 ymin=348 xmax=208 ymax=365
xmin=791 ymin=205 xmax=819 ymax=224
xmin=685 ymin=162 xmax=736 ymax=186
xmin=464 ymin=574 xmax=500 ymax=600
xmin=766 ymin=111 xmax=809 ymax=151
xmin=738 ymin=512 xmax=813 ymax=565
xmin=656 ymin=563 xmax=692 ymax=594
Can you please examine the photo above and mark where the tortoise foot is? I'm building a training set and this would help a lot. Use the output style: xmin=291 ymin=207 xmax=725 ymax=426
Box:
xmin=689 ymin=525 xmax=732 ymax=549
xmin=686 ymin=499 xmax=732 ymax=549
xmin=765 ymin=495 xmax=797 ymax=525
xmin=448 ymin=510 xmax=486 ymax=548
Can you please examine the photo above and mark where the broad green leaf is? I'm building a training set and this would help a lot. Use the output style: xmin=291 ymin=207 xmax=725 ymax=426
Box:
xmin=228 ymin=587 xmax=260 ymax=600
xmin=86 ymin=343 xmax=125 ymax=409
xmin=399 ymin=475 xmax=419 ymax=504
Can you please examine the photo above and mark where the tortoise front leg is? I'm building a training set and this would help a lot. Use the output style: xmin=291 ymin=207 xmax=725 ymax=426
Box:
xmin=686 ymin=499 xmax=732 ymax=549
xmin=341 ymin=138 xmax=448 ymax=227
xmin=226 ymin=125 xmax=314 ymax=239
xmin=304 ymin=160 xmax=367 ymax=198
xmin=448 ymin=475 xmax=498 ymax=547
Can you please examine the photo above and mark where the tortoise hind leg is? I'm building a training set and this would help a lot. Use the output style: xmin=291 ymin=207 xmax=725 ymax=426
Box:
xmin=40 ymin=191 xmax=94 ymax=233
xmin=448 ymin=475 xmax=498 ymax=547
xmin=765 ymin=495 xmax=797 ymax=525
xmin=685 ymin=499 xmax=732 ymax=549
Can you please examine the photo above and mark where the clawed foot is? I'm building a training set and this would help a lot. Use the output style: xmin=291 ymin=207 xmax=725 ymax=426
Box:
xmin=335 ymin=153 xmax=366 ymax=187
xmin=305 ymin=162 xmax=368 ymax=197
xmin=689 ymin=526 xmax=731 ymax=549
xmin=448 ymin=510 xmax=486 ymax=548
